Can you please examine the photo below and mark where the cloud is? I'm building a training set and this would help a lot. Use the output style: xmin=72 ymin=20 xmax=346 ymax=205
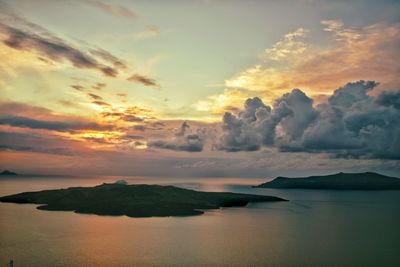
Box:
xmin=87 ymin=93 xmax=103 ymax=101
xmin=127 ymin=74 xmax=159 ymax=88
xmin=375 ymin=91 xmax=400 ymax=110
xmin=215 ymin=81 xmax=400 ymax=159
xmin=123 ymin=134 xmax=145 ymax=140
xmin=92 ymin=100 xmax=111 ymax=107
xmin=0 ymin=115 xmax=110 ymax=132
xmin=149 ymin=122 xmax=204 ymax=152
xmin=92 ymin=82 xmax=107 ymax=90
xmin=89 ymin=48 xmax=127 ymax=69
xmin=0 ymin=101 xmax=111 ymax=132
xmin=71 ymin=84 xmax=85 ymax=91
xmin=101 ymin=111 xmax=143 ymax=122
xmin=0 ymin=131 xmax=80 ymax=155
xmin=83 ymin=0 xmax=135 ymax=18
xmin=197 ymin=21 xmax=400 ymax=117
xmin=0 ymin=13 xmax=123 ymax=77
xmin=100 ymin=106 xmax=154 ymax=123
xmin=133 ymin=125 xmax=146 ymax=131
xmin=134 ymin=25 xmax=161 ymax=40
xmin=215 ymin=98 xmax=266 ymax=152
xmin=265 ymin=27 xmax=308 ymax=61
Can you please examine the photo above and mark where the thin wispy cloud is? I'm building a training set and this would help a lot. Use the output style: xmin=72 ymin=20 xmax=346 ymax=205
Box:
xmin=0 ymin=12 xmax=125 ymax=77
xmin=83 ymin=0 xmax=135 ymax=18
xmin=198 ymin=21 xmax=400 ymax=116
xmin=128 ymin=74 xmax=160 ymax=88
xmin=265 ymin=27 xmax=309 ymax=61
xmin=0 ymin=24 xmax=115 ymax=77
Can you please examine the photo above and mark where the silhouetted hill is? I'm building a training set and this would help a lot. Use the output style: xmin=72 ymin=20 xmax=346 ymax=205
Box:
xmin=255 ymin=172 xmax=400 ymax=190
xmin=0 ymin=183 xmax=286 ymax=217
xmin=0 ymin=170 xmax=17 ymax=176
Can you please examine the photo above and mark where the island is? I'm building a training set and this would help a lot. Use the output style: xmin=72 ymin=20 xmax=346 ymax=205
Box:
xmin=0 ymin=170 xmax=17 ymax=176
xmin=254 ymin=172 xmax=400 ymax=190
xmin=0 ymin=182 xmax=287 ymax=217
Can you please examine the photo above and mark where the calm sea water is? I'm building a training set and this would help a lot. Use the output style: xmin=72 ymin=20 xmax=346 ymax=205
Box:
xmin=0 ymin=175 xmax=399 ymax=267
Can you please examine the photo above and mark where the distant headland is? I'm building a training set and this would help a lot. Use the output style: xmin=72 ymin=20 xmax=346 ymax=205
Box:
xmin=0 ymin=170 xmax=17 ymax=176
xmin=255 ymin=172 xmax=400 ymax=190
xmin=0 ymin=182 xmax=287 ymax=217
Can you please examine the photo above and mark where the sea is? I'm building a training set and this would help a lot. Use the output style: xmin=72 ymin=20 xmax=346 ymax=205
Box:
xmin=0 ymin=175 xmax=399 ymax=267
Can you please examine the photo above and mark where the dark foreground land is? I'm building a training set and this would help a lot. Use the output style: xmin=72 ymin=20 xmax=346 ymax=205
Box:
xmin=0 ymin=183 xmax=286 ymax=217
xmin=255 ymin=172 xmax=400 ymax=190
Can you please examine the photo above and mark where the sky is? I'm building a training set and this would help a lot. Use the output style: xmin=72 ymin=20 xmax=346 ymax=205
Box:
xmin=0 ymin=0 xmax=399 ymax=178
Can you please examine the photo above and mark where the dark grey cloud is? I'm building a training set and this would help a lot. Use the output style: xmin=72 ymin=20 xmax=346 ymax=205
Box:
xmin=376 ymin=90 xmax=400 ymax=109
xmin=0 ymin=101 xmax=112 ymax=132
xmin=328 ymin=81 xmax=378 ymax=108
xmin=215 ymin=80 xmax=400 ymax=159
xmin=149 ymin=122 xmax=204 ymax=152
xmin=0 ymin=131 xmax=74 ymax=155
xmin=0 ymin=13 xmax=123 ymax=77
xmin=0 ymin=144 xmax=73 ymax=155
xmin=0 ymin=115 xmax=111 ymax=132
xmin=216 ymin=111 xmax=261 ymax=152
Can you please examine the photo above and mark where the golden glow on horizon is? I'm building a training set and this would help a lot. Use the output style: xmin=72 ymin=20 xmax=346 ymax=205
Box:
xmin=0 ymin=1 xmax=399 ymax=158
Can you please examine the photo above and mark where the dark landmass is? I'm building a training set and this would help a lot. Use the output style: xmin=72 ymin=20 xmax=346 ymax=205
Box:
xmin=0 ymin=183 xmax=286 ymax=217
xmin=0 ymin=170 xmax=17 ymax=176
xmin=255 ymin=172 xmax=400 ymax=190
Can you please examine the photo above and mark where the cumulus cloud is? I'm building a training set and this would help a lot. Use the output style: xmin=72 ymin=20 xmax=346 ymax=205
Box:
xmin=215 ymin=81 xmax=400 ymax=159
xmin=375 ymin=91 xmax=400 ymax=110
xmin=149 ymin=121 xmax=204 ymax=152
xmin=215 ymin=98 xmax=266 ymax=152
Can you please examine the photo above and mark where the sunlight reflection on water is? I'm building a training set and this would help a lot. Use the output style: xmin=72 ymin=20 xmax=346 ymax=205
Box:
xmin=0 ymin=175 xmax=399 ymax=267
